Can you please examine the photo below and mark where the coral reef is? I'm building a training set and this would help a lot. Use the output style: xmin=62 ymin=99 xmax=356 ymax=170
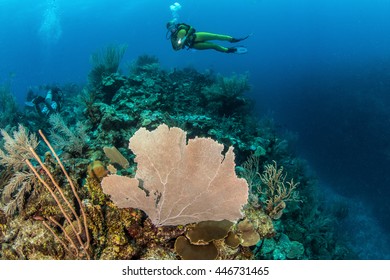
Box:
xmin=0 ymin=82 xmax=21 ymax=130
xmin=88 ymin=44 xmax=128 ymax=93
xmin=0 ymin=53 xmax=354 ymax=259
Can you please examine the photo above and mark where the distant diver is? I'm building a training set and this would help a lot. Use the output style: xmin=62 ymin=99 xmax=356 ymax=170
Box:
xmin=25 ymin=86 xmax=63 ymax=117
xmin=166 ymin=21 xmax=250 ymax=54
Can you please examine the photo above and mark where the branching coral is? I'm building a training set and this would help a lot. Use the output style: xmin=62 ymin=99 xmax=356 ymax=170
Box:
xmin=201 ymin=73 xmax=251 ymax=116
xmin=0 ymin=83 xmax=19 ymax=129
xmin=90 ymin=44 xmax=127 ymax=73
xmin=1 ymin=171 xmax=36 ymax=216
xmin=218 ymin=73 xmax=251 ymax=99
xmin=259 ymin=161 xmax=300 ymax=219
xmin=128 ymin=54 xmax=160 ymax=75
xmin=88 ymin=44 xmax=128 ymax=88
xmin=0 ymin=125 xmax=39 ymax=216
xmin=48 ymin=113 xmax=88 ymax=156
xmin=241 ymin=156 xmax=301 ymax=220
xmin=240 ymin=154 xmax=262 ymax=206
xmin=25 ymin=130 xmax=91 ymax=259
xmin=0 ymin=125 xmax=39 ymax=171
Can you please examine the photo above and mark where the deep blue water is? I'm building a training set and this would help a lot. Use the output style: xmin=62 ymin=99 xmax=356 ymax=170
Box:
xmin=1 ymin=0 xmax=390 ymax=258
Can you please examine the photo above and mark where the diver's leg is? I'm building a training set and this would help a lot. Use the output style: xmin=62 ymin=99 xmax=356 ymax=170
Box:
xmin=194 ymin=32 xmax=234 ymax=43
xmin=192 ymin=42 xmax=229 ymax=52
xmin=192 ymin=42 xmax=248 ymax=54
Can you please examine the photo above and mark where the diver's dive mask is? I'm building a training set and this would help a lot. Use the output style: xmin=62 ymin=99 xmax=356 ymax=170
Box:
xmin=166 ymin=21 xmax=178 ymax=39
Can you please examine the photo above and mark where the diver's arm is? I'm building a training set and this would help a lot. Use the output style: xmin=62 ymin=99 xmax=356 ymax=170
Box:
xmin=179 ymin=24 xmax=195 ymax=40
xmin=176 ymin=29 xmax=188 ymax=48
xmin=187 ymin=26 xmax=195 ymax=37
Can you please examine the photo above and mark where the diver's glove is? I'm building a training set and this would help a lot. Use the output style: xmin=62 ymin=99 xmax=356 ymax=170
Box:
xmin=178 ymin=35 xmax=187 ymax=46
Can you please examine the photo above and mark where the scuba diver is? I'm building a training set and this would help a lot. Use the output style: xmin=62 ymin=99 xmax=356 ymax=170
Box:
xmin=166 ymin=21 xmax=250 ymax=54
xmin=25 ymin=86 xmax=63 ymax=117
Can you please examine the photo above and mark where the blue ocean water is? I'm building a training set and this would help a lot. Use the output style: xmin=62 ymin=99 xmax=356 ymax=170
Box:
xmin=1 ymin=0 xmax=390 ymax=258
